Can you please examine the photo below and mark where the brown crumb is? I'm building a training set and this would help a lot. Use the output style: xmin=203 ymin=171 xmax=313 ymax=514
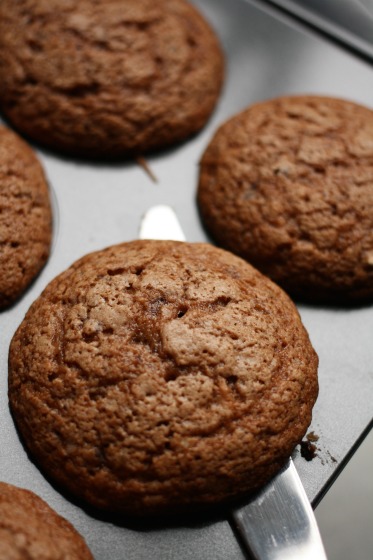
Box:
xmin=136 ymin=157 xmax=158 ymax=183
xmin=327 ymin=451 xmax=337 ymax=464
xmin=300 ymin=440 xmax=318 ymax=461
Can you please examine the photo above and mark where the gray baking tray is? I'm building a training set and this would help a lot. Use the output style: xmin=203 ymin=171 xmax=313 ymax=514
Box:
xmin=263 ymin=0 xmax=373 ymax=61
xmin=1 ymin=0 xmax=373 ymax=558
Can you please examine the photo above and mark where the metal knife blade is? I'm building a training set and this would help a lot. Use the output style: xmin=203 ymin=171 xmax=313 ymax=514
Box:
xmin=139 ymin=205 xmax=186 ymax=242
xmin=231 ymin=458 xmax=327 ymax=559
xmin=139 ymin=205 xmax=327 ymax=560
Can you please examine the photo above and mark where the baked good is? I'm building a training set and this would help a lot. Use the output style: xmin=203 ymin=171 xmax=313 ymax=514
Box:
xmin=0 ymin=0 xmax=224 ymax=158
xmin=0 ymin=481 xmax=93 ymax=559
xmin=0 ymin=126 xmax=52 ymax=309
xmin=198 ymin=95 xmax=373 ymax=302
xmin=9 ymin=240 xmax=318 ymax=515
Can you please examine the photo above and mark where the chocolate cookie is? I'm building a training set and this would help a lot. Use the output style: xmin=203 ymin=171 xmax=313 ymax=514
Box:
xmin=0 ymin=126 xmax=52 ymax=309
xmin=0 ymin=0 xmax=224 ymax=158
xmin=9 ymin=240 xmax=318 ymax=515
xmin=198 ymin=95 xmax=373 ymax=302
xmin=0 ymin=482 xmax=93 ymax=559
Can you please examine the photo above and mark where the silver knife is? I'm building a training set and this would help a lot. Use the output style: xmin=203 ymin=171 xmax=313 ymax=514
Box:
xmin=139 ymin=204 xmax=327 ymax=560
xmin=231 ymin=458 xmax=327 ymax=559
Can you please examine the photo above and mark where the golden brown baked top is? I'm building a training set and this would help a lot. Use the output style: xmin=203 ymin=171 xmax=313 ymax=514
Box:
xmin=198 ymin=95 xmax=373 ymax=302
xmin=0 ymin=0 xmax=224 ymax=157
xmin=0 ymin=482 xmax=93 ymax=559
xmin=0 ymin=126 xmax=52 ymax=309
xmin=9 ymin=240 xmax=318 ymax=515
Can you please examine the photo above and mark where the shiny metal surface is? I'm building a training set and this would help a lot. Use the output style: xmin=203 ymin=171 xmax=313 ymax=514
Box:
xmin=264 ymin=0 xmax=373 ymax=59
xmin=231 ymin=460 xmax=327 ymax=560
xmin=360 ymin=0 xmax=373 ymax=11
xmin=1 ymin=1 xmax=373 ymax=558
xmin=139 ymin=205 xmax=186 ymax=242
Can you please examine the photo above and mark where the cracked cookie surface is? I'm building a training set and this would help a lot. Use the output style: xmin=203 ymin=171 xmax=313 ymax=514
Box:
xmin=0 ymin=126 xmax=52 ymax=309
xmin=9 ymin=240 xmax=318 ymax=515
xmin=0 ymin=0 xmax=224 ymax=158
xmin=198 ymin=96 xmax=373 ymax=302
xmin=0 ymin=482 xmax=93 ymax=559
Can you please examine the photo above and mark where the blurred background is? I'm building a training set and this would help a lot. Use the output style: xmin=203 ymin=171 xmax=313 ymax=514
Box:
xmin=316 ymin=429 xmax=373 ymax=560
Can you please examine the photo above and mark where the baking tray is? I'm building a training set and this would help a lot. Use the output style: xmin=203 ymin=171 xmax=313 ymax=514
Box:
xmin=1 ymin=0 xmax=373 ymax=558
xmin=263 ymin=0 xmax=373 ymax=61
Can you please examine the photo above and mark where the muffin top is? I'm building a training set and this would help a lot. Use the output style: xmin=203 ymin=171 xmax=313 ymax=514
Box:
xmin=9 ymin=240 xmax=318 ymax=515
xmin=0 ymin=482 xmax=93 ymax=559
xmin=0 ymin=126 xmax=52 ymax=309
xmin=198 ymin=95 xmax=373 ymax=302
xmin=0 ymin=0 xmax=224 ymax=158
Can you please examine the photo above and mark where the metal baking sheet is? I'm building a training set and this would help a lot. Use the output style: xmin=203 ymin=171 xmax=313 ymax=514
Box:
xmin=263 ymin=0 xmax=373 ymax=61
xmin=1 ymin=0 xmax=373 ymax=558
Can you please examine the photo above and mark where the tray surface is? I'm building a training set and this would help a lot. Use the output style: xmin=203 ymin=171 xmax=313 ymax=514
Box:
xmin=1 ymin=1 xmax=373 ymax=558
xmin=264 ymin=0 xmax=373 ymax=60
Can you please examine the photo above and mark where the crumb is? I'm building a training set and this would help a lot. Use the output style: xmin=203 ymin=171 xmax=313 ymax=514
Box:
xmin=327 ymin=451 xmax=337 ymax=463
xmin=136 ymin=156 xmax=158 ymax=183
xmin=300 ymin=440 xmax=318 ymax=461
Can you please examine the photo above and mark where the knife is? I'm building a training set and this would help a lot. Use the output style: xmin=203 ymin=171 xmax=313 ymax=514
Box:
xmin=139 ymin=204 xmax=327 ymax=560
xmin=231 ymin=458 xmax=327 ymax=559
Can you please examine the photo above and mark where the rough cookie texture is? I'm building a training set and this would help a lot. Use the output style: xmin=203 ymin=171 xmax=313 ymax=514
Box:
xmin=0 ymin=482 xmax=93 ymax=559
xmin=9 ymin=240 xmax=318 ymax=515
xmin=0 ymin=0 xmax=224 ymax=158
xmin=198 ymin=96 xmax=373 ymax=302
xmin=0 ymin=126 xmax=52 ymax=309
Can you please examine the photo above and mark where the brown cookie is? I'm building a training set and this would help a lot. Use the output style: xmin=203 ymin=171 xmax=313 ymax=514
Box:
xmin=198 ymin=95 xmax=373 ymax=302
xmin=0 ymin=126 xmax=52 ymax=309
xmin=0 ymin=0 xmax=224 ymax=158
xmin=9 ymin=240 xmax=318 ymax=516
xmin=0 ymin=482 xmax=93 ymax=559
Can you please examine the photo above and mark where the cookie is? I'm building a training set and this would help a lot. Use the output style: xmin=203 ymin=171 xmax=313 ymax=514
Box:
xmin=198 ymin=95 xmax=373 ymax=302
xmin=0 ymin=126 xmax=52 ymax=309
xmin=0 ymin=482 xmax=93 ymax=559
xmin=9 ymin=240 xmax=318 ymax=515
xmin=0 ymin=0 xmax=224 ymax=158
